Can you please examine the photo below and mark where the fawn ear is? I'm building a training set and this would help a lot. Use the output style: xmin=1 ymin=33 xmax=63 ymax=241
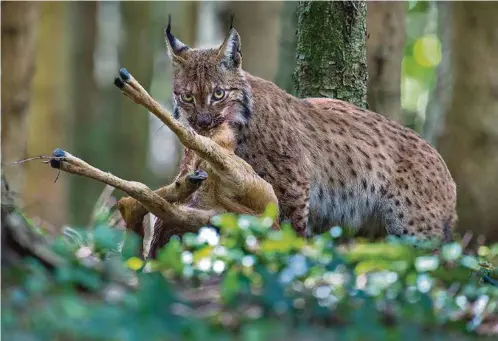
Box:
xmin=216 ymin=27 xmax=242 ymax=69
xmin=164 ymin=15 xmax=189 ymax=65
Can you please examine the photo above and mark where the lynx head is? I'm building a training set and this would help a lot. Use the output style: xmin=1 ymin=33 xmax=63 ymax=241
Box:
xmin=165 ymin=16 xmax=252 ymax=133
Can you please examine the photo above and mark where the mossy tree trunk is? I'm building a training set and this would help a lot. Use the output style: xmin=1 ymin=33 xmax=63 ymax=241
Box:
xmin=294 ymin=0 xmax=368 ymax=108
xmin=366 ymin=1 xmax=405 ymax=121
xmin=437 ymin=2 xmax=498 ymax=241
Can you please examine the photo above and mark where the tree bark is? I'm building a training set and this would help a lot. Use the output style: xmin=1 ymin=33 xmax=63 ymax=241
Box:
xmin=294 ymin=0 xmax=368 ymax=108
xmin=1 ymin=2 xmax=40 ymax=192
xmin=22 ymin=2 xmax=70 ymax=230
xmin=366 ymin=1 xmax=405 ymax=120
xmin=437 ymin=2 xmax=498 ymax=241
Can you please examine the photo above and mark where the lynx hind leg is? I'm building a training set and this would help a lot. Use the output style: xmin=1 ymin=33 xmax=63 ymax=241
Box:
xmin=279 ymin=181 xmax=310 ymax=238
xmin=380 ymin=197 xmax=452 ymax=242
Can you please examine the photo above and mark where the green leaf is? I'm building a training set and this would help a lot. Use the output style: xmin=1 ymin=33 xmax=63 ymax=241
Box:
xmin=156 ymin=236 xmax=184 ymax=274
xmin=220 ymin=268 xmax=241 ymax=304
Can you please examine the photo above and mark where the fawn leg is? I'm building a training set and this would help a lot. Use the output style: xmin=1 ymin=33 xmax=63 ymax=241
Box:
xmin=114 ymin=69 xmax=234 ymax=171
xmin=117 ymin=143 xmax=199 ymax=238
xmin=117 ymin=170 xmax=208 ymax=238
xmin=50 ymin=149 xmax=217 ymax=235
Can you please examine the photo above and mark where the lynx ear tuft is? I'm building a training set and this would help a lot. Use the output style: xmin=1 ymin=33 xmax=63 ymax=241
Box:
xmin=164 ymin=14 xmax=189 ymax=65
xmin=217 ymin=28 xmax=242 ymax=69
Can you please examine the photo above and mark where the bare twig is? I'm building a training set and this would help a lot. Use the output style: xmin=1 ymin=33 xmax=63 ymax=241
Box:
xmin=7 ymin=155 xmax=66 ymax=166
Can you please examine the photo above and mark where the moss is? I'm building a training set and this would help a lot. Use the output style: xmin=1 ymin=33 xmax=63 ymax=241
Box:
xmin=294 ymin=0 xmax=367 ymax=108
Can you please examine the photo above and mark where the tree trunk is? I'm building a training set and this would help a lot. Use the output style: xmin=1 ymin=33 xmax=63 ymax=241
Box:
xmin=437 ymin=2 xmax=498 ymax=241
xmin=294 ymin=0 xmax=368 ymax=108
xmin=218 ymin=1 xmax=284 ymax=82
xmin=366 ymin=1 xmax=405 ymax=120
xmin=22 ymin=2 xmax=70 ymax=230
xmin=422 ymin=2 xmax=452 ymax=146
xmin=1 ymin=2 xmax=40 ymax=193
xmin=106 ymin=2 xmax=154 ymax=183
xmin=275 ymin=1 xmax=299 ymax=95
xmin=67 ymin=1 xmax=100 ymax=226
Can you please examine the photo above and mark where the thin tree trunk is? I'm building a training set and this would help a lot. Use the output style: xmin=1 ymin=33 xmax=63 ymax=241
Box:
xmin=275 ymin=1 xmax=298 ymax=95
xmin=366 ymin=1 xmax=405 ymax=120
xmin=1 ymin=2 xmax=40 ymax=193
xmin=67 ymin=1 xmax=100 ymax=225
xmin=437 ymin=2 xmax=498 ymax=241
xmin=423 ymin=2 xmax=452 ymax=146
xmin=294 ymin=0 xmax=368 ymax=108
xmin=22 ymin=2 xmax=69 ymax=230
xmin=104 ymin=1 xmax=155 ymax=184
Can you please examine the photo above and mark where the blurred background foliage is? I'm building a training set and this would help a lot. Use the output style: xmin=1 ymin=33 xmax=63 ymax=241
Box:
xmin=3 ymin=0 xmax=498 ymax=241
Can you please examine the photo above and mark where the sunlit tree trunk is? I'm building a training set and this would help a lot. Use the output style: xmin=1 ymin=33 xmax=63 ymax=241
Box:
xmin=21 ymin=2 xmax=70 ymax=230
xmin=437 ymin=2 xmax=498 ymax=241
xmin=423 ymin=2 xmax=452 ymax=146
xmin=295 ymin=0 xmax=368 ymax=108
xmin=366 ymin=1 xmax=405 ymax=121
xmin=1 ymin=2 xmax=40 ymax=193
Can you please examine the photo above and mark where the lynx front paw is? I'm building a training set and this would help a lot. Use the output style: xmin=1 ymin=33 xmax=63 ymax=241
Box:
xmin=187 ymin=169 xmax=208 ymax=184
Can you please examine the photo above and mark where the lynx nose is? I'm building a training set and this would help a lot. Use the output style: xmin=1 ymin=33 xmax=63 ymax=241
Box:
xmin=196 ymin=113 xmax=212 ymax=128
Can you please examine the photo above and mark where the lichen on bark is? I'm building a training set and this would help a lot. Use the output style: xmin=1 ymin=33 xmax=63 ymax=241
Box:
xmin=294 ymin=0 xmax=368 ymax=108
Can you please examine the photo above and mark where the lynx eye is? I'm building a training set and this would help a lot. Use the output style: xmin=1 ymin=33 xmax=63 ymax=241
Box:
xmin=180 ymin=94 xmax=194 ymax=103
xmin=212 ymin=89 xmax=225 ymax=101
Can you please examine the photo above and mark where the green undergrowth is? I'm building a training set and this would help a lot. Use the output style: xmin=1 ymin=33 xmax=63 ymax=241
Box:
xmin=2 ymin=203 xmax=498 ymax=341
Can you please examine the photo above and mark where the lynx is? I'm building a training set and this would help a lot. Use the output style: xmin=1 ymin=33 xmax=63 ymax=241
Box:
xmin=151 ymin=19 xmax=457 ymax=244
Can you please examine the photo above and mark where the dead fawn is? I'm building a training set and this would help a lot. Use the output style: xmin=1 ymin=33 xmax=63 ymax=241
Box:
xmin=49 ymin=67 xmax=279 ymax=258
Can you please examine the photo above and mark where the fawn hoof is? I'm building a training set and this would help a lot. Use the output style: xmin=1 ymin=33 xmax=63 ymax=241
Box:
xmin=114 ymin=77 xmax=125 ymax=89
xmin=187 ymin=169 xmax=208 ymax=184
xmin=119 ymin=68 xmax=131 ymax=81
xmin=50 ymin=159 xmax=61 ymax=169
xmin=53 ymin=148 xmax=66 ymax=157
xmin=50 ymin=148 xmax=66 ymax=169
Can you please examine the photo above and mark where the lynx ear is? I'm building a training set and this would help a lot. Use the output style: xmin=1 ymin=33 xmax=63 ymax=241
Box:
xmin=217 ymin=28 xmax=242 ymax=69
xmin=164 ymin=15 xmax=189 ymax=65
